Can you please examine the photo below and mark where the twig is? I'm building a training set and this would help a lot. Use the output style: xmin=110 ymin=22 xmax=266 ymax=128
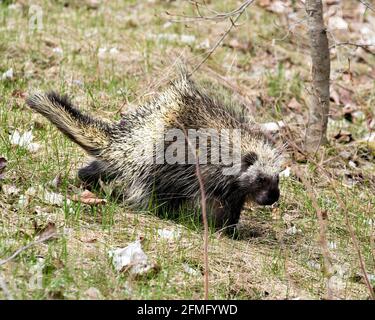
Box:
xmin=281 ymin=124 xmax=375 ymax=299
xmin=358 ymin=0 xmax=375 ymax=12
xmin=177 ymin=120 xmax=209 ymax=300
xmin=168 ymin=0 xmax=254 ymax=22
xmin=294 ymin=168 xmax=333 ymax=299
xmin=190 ymin=0 xmax=255 ymax=75
xmin=327 ymin=179 xmax=375 ymax=300
xmin=330 ymin=42 xmax=375 ymax=55
xmin=0 ymin=233 xmax=57 ymax=267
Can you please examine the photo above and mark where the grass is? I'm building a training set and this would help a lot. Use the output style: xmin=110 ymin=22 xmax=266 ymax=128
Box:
xmin=0 ymin=0 xmax=374 ymax=299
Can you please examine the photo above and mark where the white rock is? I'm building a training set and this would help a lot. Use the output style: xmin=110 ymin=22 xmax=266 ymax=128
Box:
xmin=162 ymin=22 xmax=172 ymax=29
xmin=261 ymin=121 xmax=285 ymax=133
xmin=307 ymin=260 xmax=321 ymax=270
xmin=109 ymin=47 xmax=119 ymax=55
xmin=18 ymin=195 xmax=29 ymax=208
xmin=348 ymin=161 xmax=357 ymax=168
xmin=362 ymin=132 xmax=375 ymax=142
xmin=269 ymin=1 xmax=287 ymax=14
xmin=280 ymin=167 xmax=291 ymax=178
xmin=286 ymin=225 xmax=301 ymax=235
xmin=157 ymin=228 xmax=181 ymax=240
xmin=25 ymin=187 xmax=37 ymax=196
xmin=52 ymin=47 xmax=63 ymax=55
xmin=2 ymin=68 xmax=13 ymax=80
xmin=108 ymin=240 xmax=153 ymax=275
xmin=182 ymin=263 xmax=200 ymax=276
xmin=98 ymin=47 xmax=107 ymax=58
xmin=9 ymin=130 xmax=40 ymax=153
xmin=328 ymin=241 xmax=337 ymax=250
xmin=180 ymin=34 xmax=196 ymax=44
xmin=8 ymin=3 xmax=21 ymax=10
xmin=197 ymin=39 xmax=210 ymax=49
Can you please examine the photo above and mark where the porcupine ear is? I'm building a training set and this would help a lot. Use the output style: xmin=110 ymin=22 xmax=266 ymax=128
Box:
xmin=241 ymin=152 xmax=258 ymax=170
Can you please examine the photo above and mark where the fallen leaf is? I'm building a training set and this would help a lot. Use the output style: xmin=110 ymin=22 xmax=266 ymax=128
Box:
xmin=330 ymin=88 xmax=341 ymax=105
xmin=267 ymin=1 xmax=289 ymax=14
xmin=351 ymin=273 xmax=375 ymax=285
xmin=12 ymin=89 xmax=26 ymax=98
xmin=2 ymin=184 xmax=20 ymax=196
xmin=71 ymin=190 xmax=107 ymax=205
xmin=48 ymin=174 xmax=62 ymax=189
xmin=41 ymin=190 xmax=69 ymax=206
xmin=337 ymin=87 xmax=353 ymax=106
xmin=84 ymin=287 xmax=102 ymax=300
xmin=271 ymin=207 xmax=281 ymax=220
xmin=258 ymin=0 xmax=271 ymax=7
xmin=225 ymin=38 xmax=251 ymax=53
xmin=79 ymin=236 xmax=97 ymax=243
xmin=334 ymin=130 xmax=353 ymax=143
xmin=35 ymin=221 xmax=57 ymax=241
xmin=287 ymin=98 xmax=302 ymax=112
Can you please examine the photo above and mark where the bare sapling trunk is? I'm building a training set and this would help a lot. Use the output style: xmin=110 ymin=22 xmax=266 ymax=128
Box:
xmin=305 ymin=0 xmax=330 ymax=153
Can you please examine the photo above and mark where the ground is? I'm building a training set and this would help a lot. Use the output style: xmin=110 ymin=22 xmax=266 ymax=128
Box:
xmin=0 ymin=0 xmax=374 ymax=299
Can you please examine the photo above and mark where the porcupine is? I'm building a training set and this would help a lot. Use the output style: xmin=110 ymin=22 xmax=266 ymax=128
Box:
xmin=26 ymin=73 xmax=283 ymax=232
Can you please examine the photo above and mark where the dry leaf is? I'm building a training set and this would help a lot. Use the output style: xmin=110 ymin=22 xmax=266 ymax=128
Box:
xmin=79 ymin=236 xmax=97 ymax=243
xmin=259 ymin=0 xmax=271 ymax=7
xmin=337 ymin=87 xmax=353 ymax=106
xmin=36 ymin=221 xmax=57 ymax=241
xmin=287 ymin=98 xmax=302 ymax=112
xmin=2 ymin=184 xmax=20 ymax=196
xmin=42 ymin=190 xmax=67 ymax=206
xmin=84 ymin=287 xmax=102 ymax=300
xmin=71 ymin=190 xmax=107 ymax=205
xmin=334 ymin=130 xmax=353 ymax=143
xmin=226 ymin=38 xmax=251 ymax=53
xmin=330 ymin=88 xmax=341 ymax=105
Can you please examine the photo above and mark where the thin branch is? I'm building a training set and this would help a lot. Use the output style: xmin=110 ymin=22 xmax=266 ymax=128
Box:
xmin=281 ymin=124 xmax=375 ymax=299
xmin=0 ymin=233 xmax=58 ymax=267
xmin=358 ymin=0 xmax=375 ymax=12
xmin=168 ymin=0 xmax=254 ymax=22
xmin=190 ymin=0 xmax=255 ymax=75
xmin=294 ymin=168 xmax=333 ymax=299
xmin=329 ymin=41 xmax=375 ymax=55
xmin=176 ymin=120 xmax=209 ymax=300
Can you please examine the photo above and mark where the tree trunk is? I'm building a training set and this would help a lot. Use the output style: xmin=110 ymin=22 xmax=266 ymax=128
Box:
xmin=305 ymin=0 xmax=330 ymax=153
